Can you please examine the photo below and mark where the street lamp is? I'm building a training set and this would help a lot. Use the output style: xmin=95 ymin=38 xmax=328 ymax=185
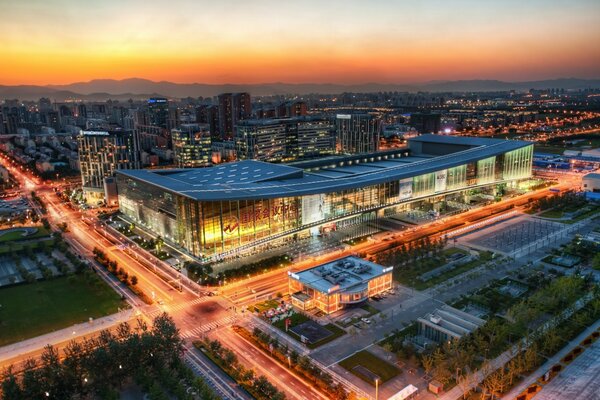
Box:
xmin=375 ymin=378 xmax=380 ymax=400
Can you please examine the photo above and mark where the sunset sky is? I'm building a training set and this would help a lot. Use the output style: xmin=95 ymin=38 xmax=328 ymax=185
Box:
xmin=1 ymin=0 xmax=599 ymax=85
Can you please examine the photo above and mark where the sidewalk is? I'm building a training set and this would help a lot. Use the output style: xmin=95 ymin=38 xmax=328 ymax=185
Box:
xmin=0 ymin=309 xmax=134 ymax=363
xmin=502 ymin=317 xmax=600 ymax=399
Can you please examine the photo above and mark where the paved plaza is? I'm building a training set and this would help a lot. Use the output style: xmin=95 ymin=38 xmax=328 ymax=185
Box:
xmin=534 ymin=340 xmax=600 ymax=400
xmin=458 ymin=215 xmax=564 ymax=254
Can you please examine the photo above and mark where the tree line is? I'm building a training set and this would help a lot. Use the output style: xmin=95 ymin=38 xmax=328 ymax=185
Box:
xmin=196 ymin=337 xmax=286 ymax=400
xmin=0 ymin=314 xmax=218 ymax=400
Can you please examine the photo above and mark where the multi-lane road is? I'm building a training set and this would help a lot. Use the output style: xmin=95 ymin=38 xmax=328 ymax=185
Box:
xmin=0 ymin=151 xmax=584 ymax=399
xmin=0 ymin=155 xmax=323 ymax=399
xmin=220 ymin=177 xmax=579 ymax=308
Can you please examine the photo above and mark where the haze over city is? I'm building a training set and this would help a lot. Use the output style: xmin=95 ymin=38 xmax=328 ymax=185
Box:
xmin=1 ymin=0 xmax=599 ymax=85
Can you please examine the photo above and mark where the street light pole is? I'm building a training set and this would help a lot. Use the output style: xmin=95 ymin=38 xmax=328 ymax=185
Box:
xmin=375 ymin=378 xmax=379 ymax=400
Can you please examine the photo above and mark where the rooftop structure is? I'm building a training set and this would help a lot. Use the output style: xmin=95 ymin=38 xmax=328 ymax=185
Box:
xmin=417 ymin=304 xmax=485 ymax=343
xmin=288 ymin=256 xmax=393 ymax=314
xmin=117 ymin=134 xmax=532 ymax=202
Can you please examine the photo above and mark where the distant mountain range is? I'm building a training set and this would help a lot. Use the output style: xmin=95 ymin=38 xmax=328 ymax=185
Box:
xmin=1 ymin=77 xmax=599 ymax=101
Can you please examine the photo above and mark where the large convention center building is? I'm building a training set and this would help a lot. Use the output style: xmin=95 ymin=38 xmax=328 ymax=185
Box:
xmin=115 ymin=135 xmax=533 ymax=261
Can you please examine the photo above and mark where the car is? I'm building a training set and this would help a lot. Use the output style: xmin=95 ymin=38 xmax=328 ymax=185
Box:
xmin=361 ymin=318 xmax=372 ymax=324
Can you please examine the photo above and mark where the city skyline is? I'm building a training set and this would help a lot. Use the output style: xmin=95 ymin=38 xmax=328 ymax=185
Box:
xmin=1 ymin=0 xmax=599 ymax=86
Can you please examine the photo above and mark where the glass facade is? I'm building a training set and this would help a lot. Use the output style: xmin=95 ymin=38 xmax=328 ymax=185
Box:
xmin=288 ymin=271 xmax=392 ymax=314
xmin=503 ymin=146 xmax=534 ymax=180
xmin=171 ymin=127 xmax=211 ymax=168
xmin=117 ymin=144 xmax=533 ymax=259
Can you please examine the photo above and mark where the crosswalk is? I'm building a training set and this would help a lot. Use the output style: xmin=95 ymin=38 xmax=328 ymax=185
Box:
xmin=181 ymin=315 xmax=239 ymax=339
xmin=146 ymin=296 xmax=209 ymax=318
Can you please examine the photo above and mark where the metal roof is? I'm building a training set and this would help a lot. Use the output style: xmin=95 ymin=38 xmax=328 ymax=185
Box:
xmin=116 ymin=135 xmax=531 ymax=201
xmin=289 ymin=256 xmax=391 ymax=294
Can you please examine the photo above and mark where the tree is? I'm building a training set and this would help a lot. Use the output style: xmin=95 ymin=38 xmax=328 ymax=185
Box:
xmin=241 ymin=368 xmax=255 ymax=384
xmin=421 ymin=353 xmax=435 ymax=377
xmin=507 ymin=354 xmax=525 ymax=386
xmin=456 ymin=369 xmax=475 ymax=400
xmin=541 ymin=329 xmax=562 ymax=355
xmin=1 ymin=366 xmax=23 ymax=400
xmin=21 ymin=358 xmax=43 ymax=399
xmin=481 ymin=368 xmax=509 ymax=399
xmin=155 ymin=236 xmax=164 ymax=252
xmin=592 ymin=253 xmax=600 ymax=271
xmin=130 ymin=275 xmax=138 ymax=286
xmin=523 ymin=342 xmax=540 ymax=372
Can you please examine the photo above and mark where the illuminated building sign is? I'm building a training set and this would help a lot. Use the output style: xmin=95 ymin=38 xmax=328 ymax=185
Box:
xmin=222 ymin=203 xmax=298 ymax=235
xmin=435 ymin=169 xmax=447 ymax=193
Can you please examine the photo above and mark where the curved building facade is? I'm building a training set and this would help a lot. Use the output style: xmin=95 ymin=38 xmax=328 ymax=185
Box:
xmin=116 ymin=135 xmax=533 ymax=261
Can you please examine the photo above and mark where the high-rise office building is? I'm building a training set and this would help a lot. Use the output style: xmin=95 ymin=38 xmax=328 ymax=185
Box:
xmin=172 ymin=124 xmax=212 ymax=168
xmin=235 ymin=117 xmax=334 ymax=162
xmin=218 ymin=93 xmax=251 ymax=139
xmin=39 ymin=97 xmax=52 ymax=112
xmin=4 ymin=113 xmax=19 ymax=135
xmin=77 ymin=130 xmax=140 ymax=203
xmin=335 ymin=113 xmax=381 ymax=154
xmin=148 ymin=98 xmax=169 ymax=128
xmin=0 ymin=109 xmax=5 ymax=135
xmin=410 ymin=112 xmax=441 ymax=134
xmin=43 ymin=110 xmax=61 ymax=131
xmin=277 ymin=101 xmax=308 ymax=118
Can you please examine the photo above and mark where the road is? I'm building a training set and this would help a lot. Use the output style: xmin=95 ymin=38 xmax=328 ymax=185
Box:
xmin=0 ymin=155 xmax=248 ymax=399
xmin=220 ymin=178 xmax=577 ymax=307
xmin=0 ymin=151 xmax=583 ymax=399
xmin=214 ymin=327 xmax=330 ymax=400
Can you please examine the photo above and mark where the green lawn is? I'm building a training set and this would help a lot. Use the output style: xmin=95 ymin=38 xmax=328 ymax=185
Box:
xmin=253 ymin=299 xmax=281 ymax=313
xmin=0 ymin=226 xmax=50 ymax=243
xmin=411 ymin=251 xmax=492 ymax=290
xmin=0 ymin=274 xmax=125 ymax=346
xmin=563 ymin=207 xmax=600 ymax=224
xmin=0 ymin=237 xmax=55 ymax=254
xmin=538 ymin=209 xmax=564 ymax=219
xmin=393 ymin=247 xmax=469 ymax=288
xmin=339 ymin=350 xmax=401 ymax=384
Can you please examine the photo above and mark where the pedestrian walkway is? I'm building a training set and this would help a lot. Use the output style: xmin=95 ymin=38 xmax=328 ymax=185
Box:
xmin=181 ymin=314 xmax=239 ymax=339
xmin=0 ymin=309 xmax=135 ymax=363
xmin=502 ymin=318 xmax=600 ymax=399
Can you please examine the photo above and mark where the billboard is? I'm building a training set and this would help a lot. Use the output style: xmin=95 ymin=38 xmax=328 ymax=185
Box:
xmin=302 ymin=194 xmax=325 ymax=225
xmin=435 ymin=169 xmax=447 ymax=193
xmin=399 ymin=178 xmax=413 ymax=200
